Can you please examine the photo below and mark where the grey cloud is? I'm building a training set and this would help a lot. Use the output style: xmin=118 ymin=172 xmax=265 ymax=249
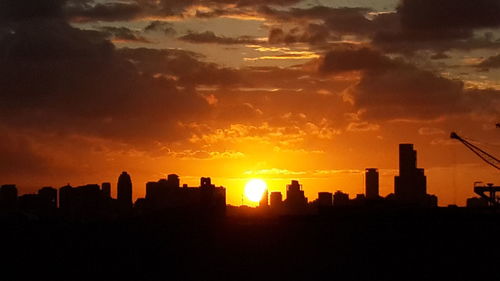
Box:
xmin=179 ymin=31 xmax=261 ymax=45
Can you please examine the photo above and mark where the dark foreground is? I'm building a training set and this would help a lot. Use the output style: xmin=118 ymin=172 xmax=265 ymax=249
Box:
xmin=2 ymin=208 xmax=499 ymax=281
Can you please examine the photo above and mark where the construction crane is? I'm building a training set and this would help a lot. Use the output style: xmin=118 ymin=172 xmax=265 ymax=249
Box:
xmin=450 ymin=132 xmax=500 ymax=170
xmin=450 ymin=131 xmax=500 ymax=206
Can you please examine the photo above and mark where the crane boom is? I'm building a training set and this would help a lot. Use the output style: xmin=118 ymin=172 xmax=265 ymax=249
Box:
xmin=450 ymin=132 xmax=500 ymax=170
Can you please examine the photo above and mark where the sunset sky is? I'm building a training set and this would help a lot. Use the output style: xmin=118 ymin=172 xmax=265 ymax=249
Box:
xmin=1 ymin=0 xmax=499 ymax=206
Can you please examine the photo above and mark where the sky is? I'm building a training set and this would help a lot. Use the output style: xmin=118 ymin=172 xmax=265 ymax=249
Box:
xmin=0 ymin=0 xmax=499 ymax=206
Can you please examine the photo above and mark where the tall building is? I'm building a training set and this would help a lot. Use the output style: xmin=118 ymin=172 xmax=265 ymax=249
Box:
xmin=101 ymin=182 xmax=111 ymax=198
xmin=394 ymin=144 xmax=436 ymax=206
xmin=365 ymin=168 xmax=379 ymax=200
xmin=333 ymin=191 xmax=349 ymax=207
xmin=270 ymin=192 xmax=282 ymax=209
xmin=168 ymin=174 xmax=180 ymax=188
xmin=0 ymin=184 xmax=18 ymax=211
xmin=259 ymin=189 xmax=269 ymax=207
xmin=59 ymin=184 xmax=73 ymax=210
xmin=38 ymin=186 xmax=57 ymax=209
xmin=117 ymin=171 xmax=132 ymax=207
xmin=143 ymin=175 xmax=225 ymax=214
xmin=285 ymin=180 xmax=307 ymax=212
xmin=317 ymin=192 xmax=333 ymax=207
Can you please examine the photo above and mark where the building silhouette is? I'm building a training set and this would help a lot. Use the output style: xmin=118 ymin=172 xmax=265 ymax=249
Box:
xmin=0 ymin=184 xmax=18 ymax=211
xmin=284 ymin=180 xmax=307 ymax=213
xmin=143 ymin=175 xmax=225 ymax=214
xmin=59 ymin=184 xmax=73 ymax=210
xmin=270 ymin=192 xmax=282 ymax=209
xmin=317 ymin=192 xmax=333 ymax=207
xmin=333 ymin=191 xmax=350 ymax=206
xmin=365 ymin=168 xmax=379 ymax=200
xmin=259 ymin=189 xmax=268 ymax=207
xmin=117 ymin=171 xmax=132 ymax=207
xmin=394 ymin=144 xmax=437 ymax=207
xmin=38 ymin=186 xmax=57 ymax=210
xmin=101 ymin=182 xmax=111 ymax=198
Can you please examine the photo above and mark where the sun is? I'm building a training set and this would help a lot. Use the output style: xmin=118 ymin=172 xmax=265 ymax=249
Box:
xmin=244 ymin=179 xmax=267 ymax=202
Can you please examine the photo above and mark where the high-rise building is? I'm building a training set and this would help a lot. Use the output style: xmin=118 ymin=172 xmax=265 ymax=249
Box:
xmin=394 ymin=144 xmax=435 ymax=206
xmin=333 ymin=191 xmax=349 ymax=206
xmin=167 ymin=174 xmax=180 ymax=188
xmin=365 ymin=168 xmax=379 ymax=200
xmin=259 ymin=189 xmax=269 ymax=207
xmin=117 ymin=171 xmax=132 ymax=207
xmin=270 ymin=192 xmax=282 ymax=209
xmin=0 ymin=184 xmax=18 ymax=211
xmin=59 ymin=184 xmax=73 ymax=210
xmin=38 ymin=186 xmax=57 ymax=209
xmin=101 ymin=182 xmax=111 ymax=198
xmin=285 ymin=180 xmax=307 ymax=212
xmin=317 ymin=192 xmax=333 ymax=207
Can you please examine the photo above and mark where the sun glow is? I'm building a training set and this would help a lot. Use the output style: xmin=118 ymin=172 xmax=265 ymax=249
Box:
xmin=244 ymin=179 xmax=267 ymax=202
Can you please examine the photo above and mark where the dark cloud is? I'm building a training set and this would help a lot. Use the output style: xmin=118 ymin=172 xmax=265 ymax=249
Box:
xmin=477 ymin=54 xmax=500 ymax=69
xmin=320 ymin=48 xmax=500 ymax=120
xmin=0 ymin=1 xmax=217 ymax=144
xmin=64 ymin=0 xmax=303 ymax=22
xmin=373 ymin=0 xmax=500 ymax=53
xmin=0 ymin=128 xmax=51 ymax=177
xmin=0 ymin=0 xmax=65 ymax=22
xmin=99 ymin=26 xmax=150 ymax=43
xmin=118 ymin=47 xmax=240 ymax=87
xmin=179 ymin=31 xmax=261 ymax=45
xmin=144 ymin=21 xmax=176 ymax=35
xmin=319 ymin=48 xmax=395 ymax=73
xmin=398 ymin=0 xmax=500 ymax=31
xmin=261 ymin=6 xmax=378 ymax=36
xmin=268 ymin=24 xmax=332 ymax=45
xmin=373 ymin=26 xmax=500 ymax=54
xmin=65 ymin=1 xmax=142 ymax=22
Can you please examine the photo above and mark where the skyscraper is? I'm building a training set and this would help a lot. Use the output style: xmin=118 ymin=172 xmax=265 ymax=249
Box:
xmin=0 ymin=184 xmax=18 ymax=211
xmin=270 ymin=192 xmax=282 ymax=209
xmin=317 ymin=192 xmax=333 ymax=207
xmin=365 ymin=168 xmax=379 ymax=200
xmin=117 ymin=171 xmax=132 ymax=207
xmin=285 ymin=180 xmax=307 ymax=212
xmin=38 ymin=186 xmax=57 ymax=209
xmin=101 ymin=182 xmax=111 ymax=198
xmin=394 ymin=144 xmax=432 ymax=206
xmin=259 ymin=189 xmax=269 ymax=207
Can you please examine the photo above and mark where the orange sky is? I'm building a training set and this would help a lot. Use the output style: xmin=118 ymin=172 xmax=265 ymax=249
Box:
xmin=0 ymin=0 xmax=499 ymax=206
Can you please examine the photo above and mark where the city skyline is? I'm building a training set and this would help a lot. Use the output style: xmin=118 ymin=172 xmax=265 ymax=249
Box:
xmin=10 ymin=142 xmax=493 ymax=209
xmin=3 ymin=140 xmax=499 ymax=207
xmin=0 ymin=0 xmax=499 ymax=207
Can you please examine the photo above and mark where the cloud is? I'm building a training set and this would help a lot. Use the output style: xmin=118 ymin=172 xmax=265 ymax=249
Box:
xmin=99 ymin=26 xmax=150 ymax=43
xmin=179 ymin=31 xmax=261 ymax=45
xmin=168 ymin=149 xmax=245 ymax=160
xmin=117 ymin=47 xmax=241 ymax=87
xmin=244 ymin=168 xmax=306 ymax=176
xmin=65 ymin=1 xmax=143 ymax=22
xmin=346 ymin=122 xmax=380 ymax=132
xmin=418 ymin=127 xmax=445 ymax=136
xmin=477 ymin=54 xmax=500 ymax=69
xmin=144 ymin=20 xmax=176 ymax=35
xmin=64 ymin=0 xmax=303 ymax=22
xmin=0 ymin=128 xmax=51 ymax=177
xmin=319 ymin=47 xmax=394 ymax=73
xmin=0 ymin=1 xmax=217 ymax=145
xmin=373 ymin=0 xmax=500 ymax=53
xmin=320 ymin=48 xmax=500 ymax=121
xmin=398 ymin=0 xmax=500 ymax=31
xmin=0 ymin=0 xmax=65 ymax=22
xmin=267 ymin=24 xmax=333 ymax=45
